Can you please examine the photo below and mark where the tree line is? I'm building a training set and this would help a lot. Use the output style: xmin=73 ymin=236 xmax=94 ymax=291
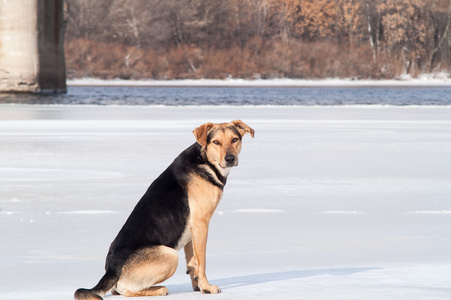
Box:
xmin=64 ymin=0 xmax=451 ymax=80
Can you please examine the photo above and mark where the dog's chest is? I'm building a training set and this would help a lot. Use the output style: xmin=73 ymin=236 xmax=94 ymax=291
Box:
xmin=174 ymin=223 xmax=191 ymax=250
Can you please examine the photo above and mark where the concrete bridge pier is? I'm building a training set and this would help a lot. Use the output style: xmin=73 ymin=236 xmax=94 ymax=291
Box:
xmin=0 ymin=0 xmax=66 ymax=93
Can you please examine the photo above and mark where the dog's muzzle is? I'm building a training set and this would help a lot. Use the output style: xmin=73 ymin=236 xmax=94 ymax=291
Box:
xmin=224 ymin=154 xmax=237 ymax=167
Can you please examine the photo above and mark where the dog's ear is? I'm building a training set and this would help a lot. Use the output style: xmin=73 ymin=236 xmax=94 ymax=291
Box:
xmin=231 ymin=120 xmax=255 ymax=138
xmin=193 ymin=122 xmax=214 ymax=147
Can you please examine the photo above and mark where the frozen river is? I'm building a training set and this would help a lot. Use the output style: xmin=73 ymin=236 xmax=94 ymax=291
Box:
xmin=1 ymin=105 xmax=451 ymax=299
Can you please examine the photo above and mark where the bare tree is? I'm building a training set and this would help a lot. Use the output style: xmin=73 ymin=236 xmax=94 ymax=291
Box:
xmin=65 ymin=0 xmax=116 ymax=39
xmin=427 ymin=0 xmax=451 ymax=72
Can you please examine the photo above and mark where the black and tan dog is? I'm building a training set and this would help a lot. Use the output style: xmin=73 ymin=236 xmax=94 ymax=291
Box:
xmin=75 ymin=120 xmax=254 ymax=300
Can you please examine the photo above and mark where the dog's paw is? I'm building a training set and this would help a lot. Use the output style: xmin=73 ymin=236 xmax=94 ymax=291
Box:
xmin=190 ymin=278 xmax=200 ymax=292
xmin=201 ymin=284 xmax=221 ymax=294
xmin=186 ymin=268 xmax=200 ymax=291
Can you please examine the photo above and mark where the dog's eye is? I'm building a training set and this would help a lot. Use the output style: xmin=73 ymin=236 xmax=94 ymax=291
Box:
xmin=212 ymin=140 xmax=220 ymax=145
xmin=231 ymin=138 xmax=239 ymax=143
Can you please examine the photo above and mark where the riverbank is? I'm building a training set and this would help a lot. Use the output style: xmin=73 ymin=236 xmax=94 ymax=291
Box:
xmin=67 ymin=73 xmax=451 ymax=88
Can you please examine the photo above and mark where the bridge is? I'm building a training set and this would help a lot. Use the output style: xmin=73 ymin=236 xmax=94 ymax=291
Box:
xmin=0 ymin=0 xmax=66 ymax=93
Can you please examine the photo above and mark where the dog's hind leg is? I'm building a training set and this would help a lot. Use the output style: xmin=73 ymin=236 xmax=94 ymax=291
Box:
xmin=120 ymin=286 xmax=170 ymax=297
xmin=114 ymin=245 xmax=178 ymax=297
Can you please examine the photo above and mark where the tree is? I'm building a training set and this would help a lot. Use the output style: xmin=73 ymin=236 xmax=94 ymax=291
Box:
xmin=65 ymin=0 xmax=116 ymax=40
xmin=280 ymin=0 xmax=338 ymax=40
xmin=427 ymin=0 xmax=451 ymax=72
xmin=377 ymin=0 xmax=427 ymax=74
xmin=64 ymin=0 xmax=451 ymax=79
xmin=335 ymin=0 xmax=365 ymax=48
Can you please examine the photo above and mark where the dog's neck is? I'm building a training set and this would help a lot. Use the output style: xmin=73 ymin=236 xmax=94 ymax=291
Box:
xmin=212 ymin=162 xmax=231 ymax=179
xmin=199 ymin=149 xmax=229 ymax=188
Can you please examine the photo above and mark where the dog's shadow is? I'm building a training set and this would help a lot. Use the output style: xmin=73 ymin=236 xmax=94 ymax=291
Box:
xmin=167 ymin=267 xmax=379 ymax=294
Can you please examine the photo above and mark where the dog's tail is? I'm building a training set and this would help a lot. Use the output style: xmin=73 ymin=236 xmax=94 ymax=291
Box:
xmin=74 ymin=269 xmax=119 ymax=300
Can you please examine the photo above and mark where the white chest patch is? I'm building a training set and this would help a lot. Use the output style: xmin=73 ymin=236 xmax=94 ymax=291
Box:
xmin=175 ymin=223 xmax=191 ymax=250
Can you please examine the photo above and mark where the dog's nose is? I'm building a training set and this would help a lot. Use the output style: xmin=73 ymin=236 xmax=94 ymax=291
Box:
xmin=225 ymin=154 xmax=236 ymax=166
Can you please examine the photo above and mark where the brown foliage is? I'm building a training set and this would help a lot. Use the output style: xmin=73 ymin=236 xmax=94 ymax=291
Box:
xmin=66 ymin=37 xmax=398 ymax=80
xmin=65 ymin=0 xmax=451 ymax=79
xmin=276 ymin=0 xmax=339 ymax=39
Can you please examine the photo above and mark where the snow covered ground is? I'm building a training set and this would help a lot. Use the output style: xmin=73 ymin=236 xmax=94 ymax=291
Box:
xmin=1 ymin=105 xmax=451 ymax=299
xmin=67 ymin=73 xmax=451 ymax=87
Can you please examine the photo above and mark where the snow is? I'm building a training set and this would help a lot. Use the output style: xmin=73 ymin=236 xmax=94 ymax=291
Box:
xmin=319 ymin=211 xmax=364 ymax=215
xmin=1 ymin=105 xmax=451 ymax=299
xmin=67 ymin=73 xmax=451 ymax=87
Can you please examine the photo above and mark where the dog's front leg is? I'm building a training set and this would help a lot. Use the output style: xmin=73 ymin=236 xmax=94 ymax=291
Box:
xmin=190 ymin=221 xmax=221 ymax=294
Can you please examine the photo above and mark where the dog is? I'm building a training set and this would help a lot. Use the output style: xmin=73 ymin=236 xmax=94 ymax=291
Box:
xmin=74 ymin=120 xmax=254 ymax=299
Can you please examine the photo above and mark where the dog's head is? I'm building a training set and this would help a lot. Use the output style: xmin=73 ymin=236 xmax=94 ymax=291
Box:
xmin=193 ymin=120 xmax=254 ymax=169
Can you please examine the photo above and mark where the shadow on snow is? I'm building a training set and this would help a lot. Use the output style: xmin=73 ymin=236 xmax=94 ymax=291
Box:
xmin=166 ymin=267 xmax=379 ymax=294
